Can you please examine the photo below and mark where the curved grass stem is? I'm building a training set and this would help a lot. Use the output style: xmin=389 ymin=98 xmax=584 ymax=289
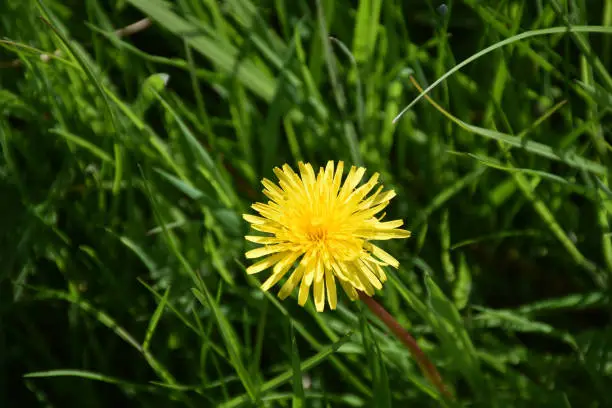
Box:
xmin=359 ymin=292 xmax=453 ymax=401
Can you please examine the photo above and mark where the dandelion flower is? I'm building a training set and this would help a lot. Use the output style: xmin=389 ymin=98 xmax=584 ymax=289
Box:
xmin=243 ymin=161 xmax=411 ymax=312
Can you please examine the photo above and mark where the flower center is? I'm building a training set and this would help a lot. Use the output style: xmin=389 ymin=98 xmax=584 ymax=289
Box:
xmin=306 ymin=218 xmax=328 ymax=242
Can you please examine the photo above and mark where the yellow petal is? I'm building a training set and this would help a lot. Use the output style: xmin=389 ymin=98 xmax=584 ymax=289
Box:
xmin=251 ymin=223 xmax=283 ymax=235
xmin=274 ymin=166 xmax=305 ymax=200
xmin=338 ymin=278 xmax=358 ymax=300
xmin=358 ymin=260 xmax=382 ymax=291
xmin=260 ymin=252 xmax=300 ymax=291
xmin=245 ymin=235 xmax=281 ymax=244
xmin=300 ymin=251 xmax=317 ymax=286
xmin=243 ymin=214 xmax=268 ymax=225
xmin=321 ymin=249 xmax=333 ymax=270
xmin=246 ymin=252 xmax=287 ymax=275
xmin=374 ymin=263 xmax=387 ymax=282
xmin=362 ymin=253 xmax=386 ymax=266
xmin=363 ymin=229 xmax=411 ymax=240
xmin=338 ymin=166 xmax=365 ymax=201
xmin=304 ymin=268 xmax=315 ymax=286
xmin=368 ymin=244 xmax=400 ymax=268
xmin=275 ymin=251 xmax=302 ymax=272
xmin=278 ymin=265 xmax=305 ymax=299
xmin=252 ymin=203 xmax=281 ymax=221
xmin=357 ymin=186 xmax=386 ymax=210
xmin=245 ymin=244 xmax=290 ymax=259
xmin=331 ymin=161 xmax=345 ymax=197
xmin=342 ymin=262 xmax=367 ymax=292
xmin=356 ymin=185 xmax=383 ymax=209
xmin=277 ymin=180 xmax=305 ymax=203
xmin=262 ymin=178 xmax=285 ymax=201
xmin=375 ymin=219 xmax=405 ymax=229
xmin=323 ymin=161 xmax=335 ymax=186
xmin=281 ymin=164 xmax=304 ymax=189
xmin=371 ymin=190 xmax=396 ymax=207
xmin=314 ymin=278 xmax=325 ymax=312
xmin=316 ymin=166 xmax=324 ymax=184
xmin=344 ymin=172 xmax=379 ymax=205
xmin=325 ymin=269 xmax=337 ymax=309
xmin=298 ymin=275 xmax=311 ymax=306
xmin=314 ymin=257 xmax=324 ymax=283
xmin=297 ymin=163 xmax=313 ymax=201
xmin=261 ymin=270 xmax=288 ymax=291
xmin=352 ymin=201 xmax=389 ymax=221
xmin=331 ymin=261 xmax=349 ymax=282
xmin=298 ymin=162 xmax=316 ymax=187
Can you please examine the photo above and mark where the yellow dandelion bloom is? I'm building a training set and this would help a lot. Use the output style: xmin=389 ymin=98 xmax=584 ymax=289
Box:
xmin=243 ymin=161 xmax=411 ymax=312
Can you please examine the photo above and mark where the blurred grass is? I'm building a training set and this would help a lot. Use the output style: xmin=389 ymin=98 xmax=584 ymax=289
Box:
xmin=2 ymin=0 xmax=612 ymax=407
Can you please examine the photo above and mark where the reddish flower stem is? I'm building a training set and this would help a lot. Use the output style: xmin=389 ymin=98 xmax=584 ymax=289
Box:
xmin=359 ymin=292 xmax=453 ymax=400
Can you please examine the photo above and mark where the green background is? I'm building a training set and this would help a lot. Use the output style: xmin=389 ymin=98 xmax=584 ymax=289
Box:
xmin=2 ymin=0 xmax=612 ymax=407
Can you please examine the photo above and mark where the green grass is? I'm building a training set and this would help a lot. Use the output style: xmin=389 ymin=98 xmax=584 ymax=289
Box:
xmin=2 ymin=0 xmax=612 ymax=406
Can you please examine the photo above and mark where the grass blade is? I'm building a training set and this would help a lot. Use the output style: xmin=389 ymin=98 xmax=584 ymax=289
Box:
xmin=143 ymin=286 xmax=170 ymax=351
xmin=289 ymin=322 xmax=306 ymax=408
xmin=394 ymin=25 xmax=612 ymax=123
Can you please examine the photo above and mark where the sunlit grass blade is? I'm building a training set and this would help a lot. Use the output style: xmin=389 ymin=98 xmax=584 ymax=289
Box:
xmin=575 ymin=79 xmax=612 ymax=111
xmin=133 ymin=73 xmax=170 ymax=117
xmin=126 ymin=0 xmax=277 ymax=101
xmin=329 ymin=37 xmax=365 ymax=132
xmin=27 ymin=287 xmax=192 ymax=405
xmin=154 ymin=92 xmax=237 ymax=208
xmin=351 ymin=0 xmax=382 ymax=64
xmin=548 ymin=0 xmax=612 ymax=92
xmin=219 ymin=332 xmax=354 ymax=408
xmin=515 ymin=292 xmax=608 ymax=315
xmin=512 ymin=169 xmax=606 ymax=287
xmin=137 ymin=278 xmax=230 ymax=362
xmin=35 ymin=0 xmax=124 ymax=195
xmin=143 ymin=286 xmax=170 ymax=351
xmin=411 ymin=167 xmax=486 ymax=229
xmin=450 ymin=230 xmax=544 ymax=251
xmin=472 ymin=306 xmax=578 ymax=349
xmin=359 ymin=310 xmax=391 ymax=408
xmin=410 ymin=76 xmax=607 ymax=176
xmin=51 ymin=128 xmax=114 ymax=164
xmin=191 ymin=287 xmax=259 ymax=403
xmin=411 ymin=75 xmax=608 ymax=287
xmin=394 ymin=25 xmax=612 ymax=124
xmin=289 ymin=322 xmax=306 ymax=408
xmin=154 ymin=167 xmax=219 ymax=207
xmin=314 ymin=0 xmax=362 ymax=165
xmin=423 ymin=275 xmax=489 ymax=403
xmin=140 ymin=162 xmax=258 ymax=402
xmin=448 ymin=151 xmax=583 ymax=186
xmin=244 ymin=274 xmax=372 ymax=397
xmin=24 ymin=369 xmax=158 ymax=393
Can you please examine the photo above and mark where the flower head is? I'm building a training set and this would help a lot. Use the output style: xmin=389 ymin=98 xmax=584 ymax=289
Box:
xmin=243 ymin=161 xmax=411 ymax=311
